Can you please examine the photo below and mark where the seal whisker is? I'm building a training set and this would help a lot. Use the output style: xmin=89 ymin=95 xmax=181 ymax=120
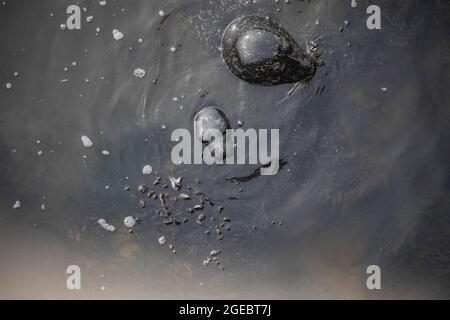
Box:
xmin=276 ymin=82 xmax=305 ymax=105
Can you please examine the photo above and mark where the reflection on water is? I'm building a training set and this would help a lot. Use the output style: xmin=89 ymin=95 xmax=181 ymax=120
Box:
xmin=1 ymin=0 xmax=450 ymax=299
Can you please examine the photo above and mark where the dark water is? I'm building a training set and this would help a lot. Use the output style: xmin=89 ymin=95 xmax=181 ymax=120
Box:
xmin=1 ymin=0 xmax=450 ymax=299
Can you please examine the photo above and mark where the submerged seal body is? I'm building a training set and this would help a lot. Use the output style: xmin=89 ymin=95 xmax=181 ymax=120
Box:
xmin=221 ymin=16 xmax=317 ymax=86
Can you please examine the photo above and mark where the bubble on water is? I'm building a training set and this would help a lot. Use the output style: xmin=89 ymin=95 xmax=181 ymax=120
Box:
xmin=99 ymin=0 xmax=107 ymax=7
xmin=5 ymin=82 xmax=12 ymax=90
xmin=60 ymin=24 xmax=67 ymax=31
xmin=112 ymin=29 xmax=124 ymax=40
xmin=86 ymin=16 xmax=93 ymax=23
xmin=169 ymin=46 xmax=177 ymax=53
xmin=81 ymin=135 xmax=93 ymax=148
xmin=142 ymin=165 xmax=153 ymax=175
xmin=133 ymin=68 xmax=146 ymax=78
xmin=123 ymin=216 xmax=136 ymax=228
xmin=98 ymin=219 xmax=116 ymax=232
xmin=158 ymin=236 xmax=167 ymax=245
xmin=13 ymin=200 xmax=21 ymax=210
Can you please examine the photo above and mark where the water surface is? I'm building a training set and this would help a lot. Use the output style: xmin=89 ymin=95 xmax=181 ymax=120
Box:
xmin=1 ymin=0 xmax=450 ymax=299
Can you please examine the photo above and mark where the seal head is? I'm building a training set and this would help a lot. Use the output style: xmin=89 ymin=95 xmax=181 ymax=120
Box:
xmin=221 ymin=16 xmax=317 ymax=86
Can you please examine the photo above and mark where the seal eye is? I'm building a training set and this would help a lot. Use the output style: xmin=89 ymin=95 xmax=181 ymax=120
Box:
xmin=235 ymin=29 xmax=281 ymax=65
